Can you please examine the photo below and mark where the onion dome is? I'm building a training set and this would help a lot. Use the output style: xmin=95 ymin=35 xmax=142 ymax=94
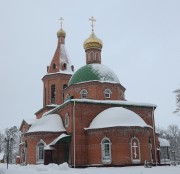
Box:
xmin=57 ymin=28 xmax=66 ymax=37
xmin=83 ymin=31 xmax=103 ymax=50
xmin=69 ymin=63 xmax=119 ymax=86
xmin=84 ymin=16 xmax=103 ymax=50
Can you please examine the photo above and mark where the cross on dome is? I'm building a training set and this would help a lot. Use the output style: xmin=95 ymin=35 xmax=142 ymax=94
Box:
xmin=89 ymin=16 xmax=96 ymax=32
xmin=59 ymin=17 xmax=64 ymax=29
xmin=57 ymin=17 xmax=66 ymax=38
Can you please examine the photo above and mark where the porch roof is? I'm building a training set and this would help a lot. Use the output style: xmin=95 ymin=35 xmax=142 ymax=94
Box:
xmin=44 ymin=133 xmax=71 ymax=150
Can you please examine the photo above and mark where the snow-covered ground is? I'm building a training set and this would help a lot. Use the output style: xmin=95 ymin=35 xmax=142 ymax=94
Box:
xmin=0 ymin=163 xmax=179 ymax=174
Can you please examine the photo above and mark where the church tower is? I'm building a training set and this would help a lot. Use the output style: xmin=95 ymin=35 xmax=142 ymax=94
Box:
xmin=84 ymin=17 xmax=103 ymax=64
xmin=42 ymin=18 xmax=74 ymax=108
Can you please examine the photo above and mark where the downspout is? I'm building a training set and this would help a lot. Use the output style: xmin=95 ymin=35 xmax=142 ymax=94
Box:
xmin=152 ymin=107 xmax=157 ymax=166
xmin=73 ymin=100 xmax=76 ymax=168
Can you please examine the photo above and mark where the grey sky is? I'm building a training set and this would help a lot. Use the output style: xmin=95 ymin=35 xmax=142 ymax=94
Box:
xmin=0 ymin=0 xmax=180 ymax=131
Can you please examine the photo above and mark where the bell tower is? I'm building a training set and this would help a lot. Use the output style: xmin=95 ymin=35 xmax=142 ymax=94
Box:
xmin=83 ymin=16 xmax=103 ymax=65
xmin=42 ymin=18 xmax=74 ymax=107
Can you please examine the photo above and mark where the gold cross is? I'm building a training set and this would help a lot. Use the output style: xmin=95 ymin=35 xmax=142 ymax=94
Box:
xmin=59 ymin=17 xmax=64 ymax=28
xmin=89 ymin=16 xmax=96 ymax=31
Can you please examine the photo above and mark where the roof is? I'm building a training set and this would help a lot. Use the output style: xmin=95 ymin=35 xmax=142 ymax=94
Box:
xmin=44 ymin=133 xmax=71 ymax=150
xmin=158 ymin=137 xmax=170 ymax=147
xmin=27 ymin=114 xmax=65 ymax=133
xmin=86 ymin=107 xmax=151 ymax=130
xmin=69 ymin=63 xmax=120 ymax=86
xmin=43 ymin=99 xmax=157 ymax=116
xmin=71 ymin=99 xmax=157 ymax=107
xmin=24 ymin=118 xmax=36 ymax=125
xmin=19 ymin=118 xmax=36 ymax=131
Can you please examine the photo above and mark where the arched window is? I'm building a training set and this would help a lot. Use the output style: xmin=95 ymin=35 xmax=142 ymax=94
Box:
xmin=87 ymin=53 xmax=91 ymax=62
xmin=36 ymin=140 xmax=46 ymax=163
xmin=90 ymin=52 xmax=94 ymax=60
xmin=80 ymin=89 xmax=88 ymax=99
xmin=51 ymin=85 xmax=55 ymax=104
xmin=62 ymin=63 xmax=67 ymax=70
xmin=65 ymin=113 xmax=70 ymax=128
xmin=104 ymin=89 xmax=112 ymax=98
xmin=130 ymin=137 xmax=141 ymax=164
xmin=101 ymin=137 xmax=112 ymax=164
xmin=95 ymin=52 xmax=99 ymax=60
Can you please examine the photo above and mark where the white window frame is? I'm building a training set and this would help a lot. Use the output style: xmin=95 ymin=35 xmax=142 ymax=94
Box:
xmin=80 ymin=89 xmax=88 ymax=99
xmin=104 ymin=89 xmax=112 ymax=98
xmin=65 ymin=113 xmax=70 ymax=128
xmin=101 ymin=137 xmax=112 ymax=164
xmin=130 ymin=137 xmax=141 ymax=164
xmin=36 ymin=139 xmax=46 ymax=164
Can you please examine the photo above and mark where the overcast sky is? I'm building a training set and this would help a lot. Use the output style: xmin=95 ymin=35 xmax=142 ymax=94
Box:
xmin=0 ymin=0 xmax=180 ymax=132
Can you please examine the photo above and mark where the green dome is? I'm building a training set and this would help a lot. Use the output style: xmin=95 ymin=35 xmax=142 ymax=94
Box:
xmin=69 ymin=64 xmax=120 ymax=86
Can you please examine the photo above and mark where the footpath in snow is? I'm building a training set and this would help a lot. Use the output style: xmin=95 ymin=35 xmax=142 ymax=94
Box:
xmin=0 ymin=163 xmax=180 ymax=174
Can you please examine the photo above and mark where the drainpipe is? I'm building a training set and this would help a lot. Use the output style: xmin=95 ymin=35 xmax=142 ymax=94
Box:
xmin=152 ymin=107 xmax=157 ymax=166
xmin=73 ymin=100 xmax=76 ymax=168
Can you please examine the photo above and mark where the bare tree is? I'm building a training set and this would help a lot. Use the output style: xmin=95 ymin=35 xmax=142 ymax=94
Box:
xmin=173 ymin=89 xmax=180 ymax=114
xmin=157 ymin=125 xmax=180 ymax=161
xmin=4 ymin=126 xmax=20 ymax=163
xmin=0 ymin=132 xmax=5 ymax=153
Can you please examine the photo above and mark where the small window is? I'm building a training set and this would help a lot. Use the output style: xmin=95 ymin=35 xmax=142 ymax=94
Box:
xmin=65 ymin=113 xmax=70 ymax=128
xmin=53 ymin=63 xmax=56 ymax=69
xmin=66 ymin=93 xmax=70 ymax=99
xmin=80 ymin=89 xmax=88 ymax=99
xmin=51 ymin=85 xmax=56 ymax=104
xmin=63 ymin=84 xmax=68 ymax=89
xmin=104 ymin=89 xmax=112 ymax=98
xmin=101 ymin=137 xmax=111 ymax=164
xmin=62 ymin=63 xmax=67 ymax=70
xmin=36 ymin=140 xmax=46 ymax=163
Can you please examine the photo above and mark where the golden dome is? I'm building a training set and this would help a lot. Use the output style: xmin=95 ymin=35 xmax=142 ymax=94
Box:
xmin=83 ymin=31 xmax=103 ymax=50
xmin=57 ymin=28 xmax=66 ymax=37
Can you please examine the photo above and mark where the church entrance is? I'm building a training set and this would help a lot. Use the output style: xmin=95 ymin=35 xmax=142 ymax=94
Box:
xmin=44 ymin=135 xmax=71 ymax=165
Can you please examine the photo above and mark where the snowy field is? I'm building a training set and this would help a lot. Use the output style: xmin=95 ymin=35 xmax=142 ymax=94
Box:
xmin=0 ymin=163 xmax=180 ymax=174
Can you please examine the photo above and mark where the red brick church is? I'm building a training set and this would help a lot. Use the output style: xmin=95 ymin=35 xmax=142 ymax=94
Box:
xmin=19 ymin=17 xmax=162 ymax=167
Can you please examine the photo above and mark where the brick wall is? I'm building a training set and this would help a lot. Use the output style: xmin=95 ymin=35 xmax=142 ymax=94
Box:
xmin=64 ymin=81 xmax=126 ymax=101
xmin=25 ymin=132 xmax=61 ymax=164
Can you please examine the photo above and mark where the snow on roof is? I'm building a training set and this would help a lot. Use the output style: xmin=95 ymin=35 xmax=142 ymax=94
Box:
xmin=24 ymin=118 xmax=36 ymax=125
xmin=46 ymin=44 xmax=74 ymax=76
xmin=69 ymin=63 xmax=120 ymax=86
xmin=86 ymin=107 xmax=151 ymax=130
xmin=158 ymin=137 xmax=170 ymax=147
xmin=59 ymin=44 xmax=74 ymax=75
xmin=27 ymin=114 xmax=65 ymax=133
xmin=72 ymin=99 xmax=157 ymax=108
xmin=44 ymin=99 xmax=156 ymax=117
xmin=44 ymin=133 xmax=70 ymax=150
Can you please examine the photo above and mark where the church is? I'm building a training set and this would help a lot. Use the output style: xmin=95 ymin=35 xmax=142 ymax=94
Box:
xmin=19 ymin=17 xmax=166 ymax=167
